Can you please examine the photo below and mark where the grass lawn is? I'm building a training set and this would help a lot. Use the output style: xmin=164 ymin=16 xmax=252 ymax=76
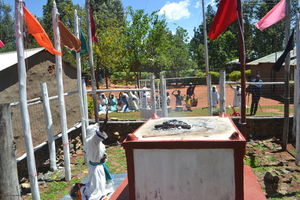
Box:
xmin=100 ymin=105 xmax=289 ymax=121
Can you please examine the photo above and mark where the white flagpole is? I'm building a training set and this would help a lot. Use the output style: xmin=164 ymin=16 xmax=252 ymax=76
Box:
xmin=15 ymin=0 xmax=40 ymax=199
xmin=74 ymin=10 xmax=87 ymax=161
xmin=202 ymin=0 xmax=212 ymax=116
xmin=86 ymin=0 xmax=99 ymax=123
xmin=52 ymin=1 xmax=71 ymax=181
xmin=296 ymin=14 xmax=300 ymax=165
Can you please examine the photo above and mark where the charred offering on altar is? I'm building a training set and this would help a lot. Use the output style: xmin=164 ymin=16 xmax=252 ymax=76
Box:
xmin=154 ymin=119 xmax=191 ymax=130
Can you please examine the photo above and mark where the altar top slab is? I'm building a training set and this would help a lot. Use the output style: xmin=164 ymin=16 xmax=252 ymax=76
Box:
xmin=134 ymin=117 xmax=239 ymax=141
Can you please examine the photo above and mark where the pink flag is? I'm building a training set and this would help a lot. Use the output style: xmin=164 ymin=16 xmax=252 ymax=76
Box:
xmin=254 ymin=0 xmax=286 ymax=31
xmin=0 ymin=40 xmax=4 ymax=48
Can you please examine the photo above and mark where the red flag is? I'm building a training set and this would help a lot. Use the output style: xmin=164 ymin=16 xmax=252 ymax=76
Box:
xmin=90 ymin=8 xmax=98 ymax=43
xmin=23 ymin=7 xmax=62 ymax=56
xmin=208 ymin=0 xmax=238 ymax=40
xmin=0 ymin=40 xmax=4 ymax=48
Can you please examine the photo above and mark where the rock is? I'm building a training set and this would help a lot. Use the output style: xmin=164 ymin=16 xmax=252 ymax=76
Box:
xmin=264 ymin=172 xmax=279 ymax=195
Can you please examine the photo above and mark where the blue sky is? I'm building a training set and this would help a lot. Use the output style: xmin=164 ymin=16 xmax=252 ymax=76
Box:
xmin=4 ymin=0 xmax=216 ymax=38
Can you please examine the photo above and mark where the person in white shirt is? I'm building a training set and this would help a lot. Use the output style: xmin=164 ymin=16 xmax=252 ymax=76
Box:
xmin=211 ymin=86 xmax=219 ymax=107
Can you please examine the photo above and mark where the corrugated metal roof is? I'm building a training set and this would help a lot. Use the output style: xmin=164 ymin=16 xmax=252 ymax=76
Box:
xmin=227 ymin=49 xmax=297 ymax=66
xmin=247 ymin=49 xmax=296 ymax=66
xmin=0 ymin=47 xmax=44 ymax=72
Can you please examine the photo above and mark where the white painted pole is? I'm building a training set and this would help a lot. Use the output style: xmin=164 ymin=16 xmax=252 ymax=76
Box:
xmin=85 ymin=0 xmax=99 ymax=123
xmin=156 ymin=80 xmax=161 ymax=109
xmin=40 ymin=82 xmax=57 ymax=171
xmin=202 ymin=0 xmax=212 ymax=116
xmin=52 ymin=1 xmax=71 ymax=181
xmin=160 ymin=74 xmax=168 ymax=117
xmin=295 ymin=14 xmax=300 ymax=164
xmin=150 ymin=74 xmax=156 ymax=115
xmin=15 ymin=1 xmax=40 ymax=199
xmin=74 ymin=10 xmax=87 ymax=159
xmin=220 ymin=70 xmax=226 ymax=114
xmin=82 ymin=78 xmax=89 ymax=128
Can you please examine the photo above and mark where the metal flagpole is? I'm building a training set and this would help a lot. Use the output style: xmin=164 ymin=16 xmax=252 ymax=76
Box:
xmin=74 ymin=10 xmax=87 ymax=161
xmin=85 ymin=0 xmax=99 ymax=123
xmin=237 ymin=0 xmax=247 ymax=135
xmin=15 ymin=0 xmax=40 ymax=199
xmin=52 ymin=1 xmax=71 ymax=181
xmin=202 ymin=0 xmax=212 ymax=116
xmin=282 ymin=0 xmax=291 ymax=150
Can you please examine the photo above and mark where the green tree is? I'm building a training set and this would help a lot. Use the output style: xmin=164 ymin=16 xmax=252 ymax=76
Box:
xmin=167 ymin=27 xmax=196 ymax=77
xmin=124 ymin=7 xmax=151 ymax=84
xmin=144 ymin=12 xmax=172 ymax=76
xmin=0 ymin=1 xmax=14 ymax=52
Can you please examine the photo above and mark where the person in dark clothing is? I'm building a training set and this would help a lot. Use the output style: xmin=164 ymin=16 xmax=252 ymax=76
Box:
xmin=248 ymin=75 xmax=263 ymax=115
xmin=186 ymin=82 xmax=196 ymax=97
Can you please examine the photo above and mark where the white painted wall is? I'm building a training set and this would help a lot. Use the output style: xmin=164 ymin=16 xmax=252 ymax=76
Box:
xmin=134 ymin=149 xmax=235 ymax=200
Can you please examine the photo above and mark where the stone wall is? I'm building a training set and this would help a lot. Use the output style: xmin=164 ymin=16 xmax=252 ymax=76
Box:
xmin=16 ymin=117 xmax=294 ymax=179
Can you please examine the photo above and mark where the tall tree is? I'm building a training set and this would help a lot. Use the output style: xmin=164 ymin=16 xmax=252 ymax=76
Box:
xmin=144 ymin=11 xmax=172 ymax=76
xmin=0 ymin=1 xmax=14 ymax=52
xmin=167 ymin=27 xmax=196 ymax=77
xmin=124 ymin=7 xmax=151 ymax=84
xmin=90 ymin=0 xmax=125 ymax=87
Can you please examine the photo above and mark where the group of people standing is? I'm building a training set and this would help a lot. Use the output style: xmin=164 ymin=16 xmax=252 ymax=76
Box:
xmin=169 ymin=74 xmax=263 ymax=115
xmin=98 ymin=91 xmax=140 ymax=113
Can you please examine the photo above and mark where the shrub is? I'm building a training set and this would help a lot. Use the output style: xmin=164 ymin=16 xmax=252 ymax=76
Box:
xmin=210 ymin=71 xmax=220 ymax=83
xmin=87 ymin=96 xmax=94 ymax=118
xmin=228 ymin=69 xmax=252 ymax=81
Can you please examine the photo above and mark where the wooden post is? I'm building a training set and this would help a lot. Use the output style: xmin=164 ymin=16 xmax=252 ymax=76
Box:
xmin=52 ymin=1 xmax=71 ymax=181
xmin=237 ymin=0 xmax=247 ymax=135
xmin=74 ymin=10 xmax=87 ymax=159
xmin=282 ymin=0 xmax=291 ymax=150
xmin=40 ymin=83 xmax=57 ymax=171
xmin=85 ymin=0 xmax=99 ymax=123
xmin=15 ymin=1 xmax=40 ymax=199
xmin=202 ymin=0 xmax=212 ymax=116
xmin=219 ymin=70 xmax=226 ymax=114
xmin=160 ymin=74 xmax=168 ymax=117
xmin=0 ymin=104 xmax=21 ymax=200
xmin=295 ymin=14 xmax=300 ymax=165
xmin=150 ymin=74 xmax=156 ymax=115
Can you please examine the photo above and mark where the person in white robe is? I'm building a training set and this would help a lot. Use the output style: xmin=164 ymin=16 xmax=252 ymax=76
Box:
xmin=211 ymin=86 xmax=219 ymax=107
xmin=141 ymin=87 xmax=150 ymax=109
xmin=128 ymin=91 xmax=139 ymax=111
xmin=80 ymin=124 xmax=113 ymax=200
xmin=230 ymin=84 xmax=241 ymax=107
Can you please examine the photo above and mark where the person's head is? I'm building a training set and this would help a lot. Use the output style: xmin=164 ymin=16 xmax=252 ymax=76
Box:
xmin=236 ymin=85 xmax=240 ymax=90
xmin=167 ymin=92 xmax=169 ymax=96
xmin=212 ymin=86 xmax=216 ymax=92
xmin=255 ymin=74 xmax=261 ymax=81
xmin=177 ymin=90 xmax=181 ymax=94
xmin=110 ymin=94 xmax=114 ymax=98
xmin=101 ymin=93 xmax=105 ymax=98
xmin=189 ymin=82 xmax=193 ymax=86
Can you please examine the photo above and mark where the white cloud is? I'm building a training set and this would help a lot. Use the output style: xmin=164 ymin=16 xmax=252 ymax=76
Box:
xmin=159 ymin=0 xmax=191 ymax=21
xmin=194 ymin=0 xmax=200 ymax=8
xmin=208 ymin=0 xmax=216 ymax=6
